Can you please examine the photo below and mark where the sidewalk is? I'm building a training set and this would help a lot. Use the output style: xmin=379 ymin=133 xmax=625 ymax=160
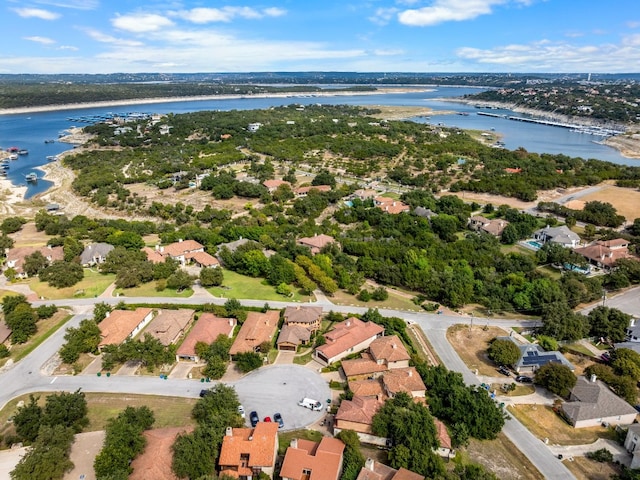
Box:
xmin=547 ymin=438 xmax=631 ymax=466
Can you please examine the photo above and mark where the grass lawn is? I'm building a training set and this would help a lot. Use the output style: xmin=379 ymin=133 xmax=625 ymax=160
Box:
xmin=8 ymin=311 xmax=72 ymax=363
xmin=293 ymin=350 xmax=314 ymax=365
xmin=0 ymin=289 xmax=20 ymax=299
xmin=277 ymin=429 xmax=323 ymax=455
xmin=563 ymin=455 xmax=621 ymax=480
xmin=27 ymin=269 xmax=116 ymax=300
xmin=330 ymin=289 xmax=422 ymax=312
xmin=115 ymin=282 xmax=193 ymax=298
xmin=0 ymin=392 xmax=197 ymax=433
xmin=507 ymin=404 xmax=613 ymax=445
xmin=207 ymin=269 xmax=311 ymax=302
xmin=537 ymin=265 xmax=562 ymax=280
xmin=491 ymin=383 xmax=535 ymax=396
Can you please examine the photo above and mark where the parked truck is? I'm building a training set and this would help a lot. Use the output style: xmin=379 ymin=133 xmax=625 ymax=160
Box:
xmin=298 ymin=398 xmax=323 ymax=411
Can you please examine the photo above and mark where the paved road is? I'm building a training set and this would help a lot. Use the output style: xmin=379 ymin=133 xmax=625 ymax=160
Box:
xmin=7 ymin=295 xmax=576 ymax=479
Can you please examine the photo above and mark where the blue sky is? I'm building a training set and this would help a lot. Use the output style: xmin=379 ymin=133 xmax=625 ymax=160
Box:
xmin=3 ymin=0 xmax=640 ymax=74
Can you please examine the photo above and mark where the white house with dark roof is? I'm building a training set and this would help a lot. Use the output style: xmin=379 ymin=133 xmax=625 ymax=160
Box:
xmin=495 ymin=336 xmax=574 ymax=374
xmin=80 ymin=243 xmax=114 ymax=266
xmin=533 ymin=225 xmax=581 ymax=248
xmin=562 ymin=375 xmax=637 ymax=428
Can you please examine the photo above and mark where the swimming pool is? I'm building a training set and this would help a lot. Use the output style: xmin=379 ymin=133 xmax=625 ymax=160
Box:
xmin=525 ymin=240 xmax=543 ymax=250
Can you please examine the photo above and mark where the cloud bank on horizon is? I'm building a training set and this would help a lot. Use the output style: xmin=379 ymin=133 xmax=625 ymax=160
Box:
xmin=3 ymin=0 xmax=639 ymax=74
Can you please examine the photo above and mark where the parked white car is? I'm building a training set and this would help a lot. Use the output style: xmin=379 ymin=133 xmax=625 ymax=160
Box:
xmin=298 ymin=397 xmax=323 ymax=411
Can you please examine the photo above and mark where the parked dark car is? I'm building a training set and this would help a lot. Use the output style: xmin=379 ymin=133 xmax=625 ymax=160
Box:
xmin=274 ymin=412 xmax=284 ymax=429
xmin=497 ymin=365 xmax=511 ymax=376
xmin=199 ymin=389 xmax=210 ymax=398
xmin=516 ymin=375 xmax=533 ymax=383
xmin=250 ymin=411 xmax=259 ymax=427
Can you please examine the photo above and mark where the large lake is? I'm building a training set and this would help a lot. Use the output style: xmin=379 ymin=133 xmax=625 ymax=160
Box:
xmin=0 ymin=86 xmax=635 ymax=198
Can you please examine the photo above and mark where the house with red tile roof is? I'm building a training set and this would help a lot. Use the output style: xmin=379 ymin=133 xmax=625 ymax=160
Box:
xmin=98 ymin=308 xmax=155 ymax=349
xmin=468 ymin=215 xmax=509 ymax=237
xmin=280 ymin=437 xmax=345 ymax=480
xmin=314 ymin=317 xmax=384 ymax=366
xmin=263 ymin=179 xmax=291 ymax=192
xmin=144 ymin=239 xmax=219 ymax=267
xmin=297 ymin=235 xmax=336 ymax=255
xmin=341 ymin=354 xmax=388 ymax=380
xmin=433 ymin=419 xmax=454 ymax=458
xmin=356 ymin=458 xmax=424 ymax=480
xmin=574 ymin=239 xmax=634 ymax=271
xmin=5 ymin=245 xmax=64 ymax=278
xmin=144 ymin=309 xmax=194 ymax=346
xmin=218 ymin=423 xmax=279 ymax=479
xmin=374 ymin=197 xmax=410 ymax=215
xmin=334 ymin=396 xmax=385 ymax=443
xmin=341 ymin=335 xmax=411 ymax=380
xmin=129 ymin=426 xmax=194 ymax=480
xmin=348 ymin=379 xmax=386 ymax=400
xmin=175 ymin=313 xmax=236 ymax=362
xmin=381 ymin=367 xmax=426 ymax=399
xmin=229 ymin=310 xmax=279 ymax=356
xmin=295 ymin=185 xmax=331 ymax=197
xmin=276 ymin=325 xmax=311 ymax=352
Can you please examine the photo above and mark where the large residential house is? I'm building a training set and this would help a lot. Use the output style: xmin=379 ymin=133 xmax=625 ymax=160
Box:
xmin=562 ymin=376 xmax=638 ymax=428
xmin=79 ymin=243 xmax=114 ymax=267
xmin=5 ymin=245 xmax=64 ymax=278
xmin=283 ymin=306 xmax=323 ymax=332
xmin=218 ymin=423 xmax=279 ymax=479
xmin=314 ymin=318 xmax=384 ymax=365
xmin=297 ymin=235 xmax=336 ymax=255
xmin=374 ymin=197 xmax=410 ymax=215
xmin=98 ymin=308 xmax=155 ymax=350
xmin=129 ymin=426 xmax=194 ymax=480
xmin=175 ymin=313 xmax=236 ymax=362
xmin=381 ymin=367 xmax=426 ymax=399
xmin=495 ymin=336 xmax=574 ymax=374
xmin=295 ymin=185 xmax=331 ymax=197
xmin=574 ymin=239 xmax=634 ymax=271
xmin=468 ymin=216 xmax=509 ymax=237
xmin=280 ymin=437 xmax=345 ymax=480
xmin=263 ymin=179 xmax=291 ymax=192
xmin=341 ymin=335 xmax=410 ymax=380
xmin=144 ymin=309 xmax=194 ymax=346
xmin=229 ymin=311 xmax=279 ymax=356
xmin=333 ymin=396 xmax=385 ymax=444
xmin=144 ymin=239 xmax=219 ymax=267
xmin=533 ymin=225 xmax=581 ymax=248
xmin=276 ymin=325 xmax=312 ymax=352
xmin=356 ymin=458 xmax=425 ymax=480
xmin=624 ymin=424 xmax=640 ymax=469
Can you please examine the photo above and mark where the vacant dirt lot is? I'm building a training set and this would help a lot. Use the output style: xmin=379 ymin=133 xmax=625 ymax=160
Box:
xmin=446 ymin=324 xmax=510 ymax=375
xmin=467 ymin=433 xmax=544 ymax=480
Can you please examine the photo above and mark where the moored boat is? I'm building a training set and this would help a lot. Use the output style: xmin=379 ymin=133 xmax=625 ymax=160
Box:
xmin=46 ymin=155 xmax=59 ymax=162
xmin=25 ymin=172 xmax=38 ymax=182
xmin=17 ymin=149 xmax=28 ymax=155
xmin=8 ymin=154 xmax=18 ymax=160
xmin=44 ymin=139 xmax=55 ymax=144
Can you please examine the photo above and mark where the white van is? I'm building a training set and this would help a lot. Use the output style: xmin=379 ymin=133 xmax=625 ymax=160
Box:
xmin=298 ymin=397 xmax=323 ymax=411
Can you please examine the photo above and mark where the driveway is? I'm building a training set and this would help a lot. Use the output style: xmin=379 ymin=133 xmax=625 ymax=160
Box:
xmin=232 ymin=364 xmax=330 ymax=431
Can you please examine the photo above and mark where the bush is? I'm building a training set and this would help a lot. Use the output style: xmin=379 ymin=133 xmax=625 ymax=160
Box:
xmin=0 ymin=344 xmax=9 ymax=358
xmin=357 ymin=289 xmax=371 ymax=302
xmin=371 ymin=286 xmax=389 ymax=301
xmin=36 ymin=304 xmax=58 ymax=319
xmin=586 ymin=448 xmax=613 ymax=463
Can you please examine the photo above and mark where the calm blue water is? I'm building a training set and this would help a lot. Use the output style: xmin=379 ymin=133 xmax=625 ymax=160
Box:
xmin=0 ymin=86 xmax=634 ymax=198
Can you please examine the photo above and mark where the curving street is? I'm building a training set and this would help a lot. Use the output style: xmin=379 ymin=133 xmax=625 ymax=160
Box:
xmin=2 ymin=285 xmax=619 ymax=479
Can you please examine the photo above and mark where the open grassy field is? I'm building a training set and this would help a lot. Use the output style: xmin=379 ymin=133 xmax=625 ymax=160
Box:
xmin=8 ymin=222 xmax=48 ymax=247
xmin=507 ymin=404 xmax=614 ymax=445
xmin=465 ymin=433 xmax=544 ymax=480
xmin=115 ymin=282 xmax=193 ymax=298
xmin=27 ymin=269 xmax=116 ymax=300
xmin=330 ymin=289 xmax=423 ymax=312
xmin=207 ymin=269 xmax=311 ymax=302
xmin=577 ymin=183 xmax=640 ymax=222
xmin=446 ymin=324 xmax=510 ymax=375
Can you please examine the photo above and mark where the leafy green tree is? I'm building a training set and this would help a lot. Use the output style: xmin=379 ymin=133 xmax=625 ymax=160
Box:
xmin=610 ymin=348 xmax=640 ymax=381
xmin=535 ymin=363 xmax=576 ymax=398
xmin=0 ymin=234 xmax=14 ymax=255
xmin=234 ymin=351 xmax=263 ymax=373
xmin=5 ymin=303 xmax=37 ymax=344
xmin=62 ymin=237 xmax=84 ymax=262
xmin=39 ymin=261 xmax=84 ymax=288
xmin=42 ymin=390 xmax=89 ymax=433
xmin=200 ymin=267 xmax=223 ymax=287
xmin=538 ymin=302 xmax=589 ymax=341
xmin=335 ymin=430 xmax=365 ymax=480
xmin=371 ymin=286 xmax=388 ymax=301
xmin=1 ymin=294 xmax=28 ymax=316
xmin=13 ymin=395 xmax=43 ymax=443
xmin=536 ymin=335 xmax=558 ymax=352
xmin=588 ymin=306 xmax=632 ymax=343
xmin=166 ymin=269 xmax=193 ymax=291
xmin=453 ymin=463 xmax=499 ymax=480
xmin=105 ymin=230 xmax=144 ymax=250
xmin=36 ymin=304 xmax=58 ymax=319
xmin=487 ymin=338 xmax=521 ymax=366
xmin=172 ymin=426 xmax=217 ymax=480
xmin=0 ymin=344 xmax=9 ymax=358
xmin=0 ymin=216 xmax=26 ymax=235
xmin=23 ymin=251 xmax=49 ymax=277
xmin=224 ymin=298 xmax=243 ymax=318
xmin=10 ymin=424 xmax=74 ymax=480
xmin=93 ymin=302 xmax=112 ymax=323
xmin=59 ymin=319 xmax=101 ymax=364
xmin=152 ymin=257 xmax=179 ymax=280
xmin=312 ymin=169 xmax=336 ymax=187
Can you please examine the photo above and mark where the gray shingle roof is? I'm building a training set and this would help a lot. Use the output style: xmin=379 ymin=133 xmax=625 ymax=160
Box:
xmin=563 ymin=377 xmax=638 ymax=424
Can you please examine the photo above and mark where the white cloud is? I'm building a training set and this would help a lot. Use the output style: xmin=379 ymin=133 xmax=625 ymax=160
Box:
xmin=81 ymin=28 xmax=144 ymax=47
xmin=374 ymin=48 xmax=405 ymax=56
xmin=111 ymin=13 xmax=174 ymax=33
xmin=627 ymin=21 xmax=640 ymax=29
xmin=12 ymin=7 xmax=60 ymax=20
xmin=369 ymin=7 xmax=398 ymax=26
xmin=57 ymin=45 xmax=79 ymax=51
xmin=34 ymin=0 xmax=98 ymax=9
xmin=170 ymin=6 xmax=286 ymax=24
xmin=456 ymin=38 xmax=640 ymax=72
xmin=24 ymin=36 xmax=56 ymax=45
xmin=398 ymin=0 xmax=506 ymax=26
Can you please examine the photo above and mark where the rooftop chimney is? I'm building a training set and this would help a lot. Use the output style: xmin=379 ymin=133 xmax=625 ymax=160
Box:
xmin=225 ymin=426 xmax=233 ymax=437
xmin=290 ymin=438 xmax=298 ymax=449
xmin=365 ymin=458 xmax=375 ymax=471
xmin=590 ymin=374 xmax=597 ymax=383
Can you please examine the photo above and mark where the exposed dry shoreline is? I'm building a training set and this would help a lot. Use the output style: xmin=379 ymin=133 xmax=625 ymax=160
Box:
xmin=0 ymin=87 xmax=434 ymax=116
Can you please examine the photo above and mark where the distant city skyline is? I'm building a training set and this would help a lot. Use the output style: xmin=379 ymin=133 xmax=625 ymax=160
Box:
xmin=3 ymin=0 xmax=639 ymax=74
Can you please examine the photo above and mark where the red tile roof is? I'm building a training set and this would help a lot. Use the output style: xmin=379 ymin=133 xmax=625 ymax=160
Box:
xmin=6 ymin=245 xmax=64 ymax=274
xmin=316 ymin=318 xmax=384 ymax=362
xmin=98 ymin=308 xmax=153 ymax=347
xmin=280 ymin=437 xmax=345 ymax=480
xmin=185 ymin=250 xmax=220 ymax=267
xmin=433 ymin=419 xmax=452 ymax=450
xmin=298 ymin=235 xmax=336 ymax=253
xmin=263 ymin=179 xmax=291 ymax=190
xmin=369 ymin=335 xmax=410 ymax=364
xmin=161 ymin=239 xmax=204 ymax=257
xmin=130 ymin=426 xmax=194 ymax=480
xmin=229 ymin=311 xmax=279 ymax=355
xmin=284 ymin=306 xmax=323 ymax=325
xmin=142 ymin=246 xmax=165 ymax=263
xmin=381 ymin=367 xmax=426 ymax=396
xmin=145 ymin=309 xmax=194 ymax=346
xmin=219 ymin=423 xmax=279 ymax=475
xmin=176 ymin=313 xmax=235 ymax=358
xmin=334 ymin=396 xmax=383 ymax=427
xmin=341 ymin=356 xmax=387 ymax=378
